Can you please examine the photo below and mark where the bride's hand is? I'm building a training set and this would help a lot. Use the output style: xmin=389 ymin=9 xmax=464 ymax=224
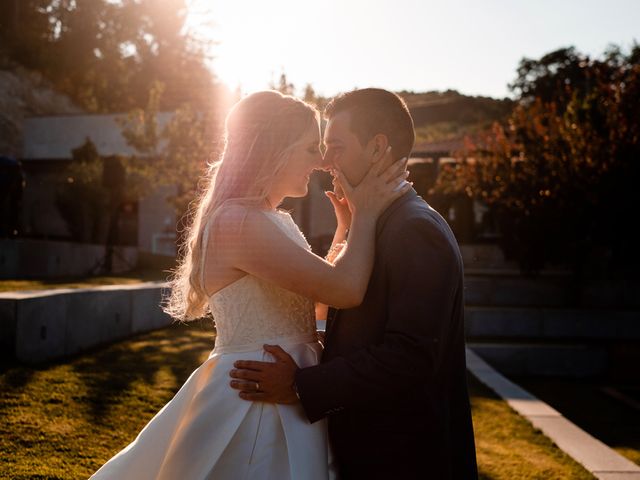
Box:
xmin=325 ymin=177 xmax=351 ymax=230
xmin=334 ymin=146 xmax=411 ymax=219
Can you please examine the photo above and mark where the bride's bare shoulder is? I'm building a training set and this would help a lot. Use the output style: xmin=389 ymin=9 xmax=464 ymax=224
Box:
xmin=214 ymin=203 xmax=249 ymax=227
xmin=209 ymin=204 xmax=293 ymax=267
xmin=211 ymin=203 xmax=275 ymax=242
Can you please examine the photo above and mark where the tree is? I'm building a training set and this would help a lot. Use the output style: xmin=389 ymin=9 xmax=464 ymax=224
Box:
xmin=302 ymin=83 xmax=329 ymax=112
xmin=272 ymin=72 xmax=295 ymax=96
xmin=0 ymin=0 xmax=216 ymax=112
xmin=119 ymin=82 xmax=223 ymax=245
xmin=434 ymin=45 xmax=640 ymax=278
xmin=2 ymin=1 xmax=224 ymax=258
xmin=55 ymin=139 xmax=110 ymax=243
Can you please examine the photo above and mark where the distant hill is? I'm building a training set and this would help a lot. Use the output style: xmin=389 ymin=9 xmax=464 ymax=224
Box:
xmin=0 ymin=61 xmax=512 ymax=159
xmin=398 ymin=90 xmax=513 ymax=148
xmin=401 ymin=89 xmax=513 ymax=125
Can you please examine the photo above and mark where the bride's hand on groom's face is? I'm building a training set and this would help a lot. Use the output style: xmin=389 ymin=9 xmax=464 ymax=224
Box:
xmin=229 ymin=345 xmax=300 ymax=404
xmin=325 ymin=178 xmax=351 ymax=229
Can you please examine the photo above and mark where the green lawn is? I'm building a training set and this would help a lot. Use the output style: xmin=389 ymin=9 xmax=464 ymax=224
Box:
xmin=0 ymin=323 xmax=593 ymax=479
xmin=470 ymin=374 xmax=594 ymax=479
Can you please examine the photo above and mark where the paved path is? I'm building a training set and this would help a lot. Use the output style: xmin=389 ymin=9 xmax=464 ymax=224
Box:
xmin=467 ymin=348 xmax=640 ymax=480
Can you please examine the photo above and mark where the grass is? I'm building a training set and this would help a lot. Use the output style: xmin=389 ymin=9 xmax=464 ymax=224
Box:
xmin=470 ymin=374 xmax=594 ymax=479
xmin=513 ymin=376 xmax=640 ymax=467
xmin=0 ymin=323 xmax=593 ymax=479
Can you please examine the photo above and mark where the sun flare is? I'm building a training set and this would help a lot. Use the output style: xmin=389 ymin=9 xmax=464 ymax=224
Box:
xmin=188 ymin=0 xmax=333 ymax=95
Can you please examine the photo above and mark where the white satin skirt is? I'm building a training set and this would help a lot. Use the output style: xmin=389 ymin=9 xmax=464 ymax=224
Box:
xmin=90 ymin=334 xmax=332 ymax=479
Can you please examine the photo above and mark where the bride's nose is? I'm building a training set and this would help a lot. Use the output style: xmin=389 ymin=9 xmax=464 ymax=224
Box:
xmin=318 ymin=153 xmax=332 ymax=171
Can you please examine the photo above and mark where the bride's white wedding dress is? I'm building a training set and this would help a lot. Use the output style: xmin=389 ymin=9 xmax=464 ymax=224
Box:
xmin=91 ymin=209 xmax=331 ymax=479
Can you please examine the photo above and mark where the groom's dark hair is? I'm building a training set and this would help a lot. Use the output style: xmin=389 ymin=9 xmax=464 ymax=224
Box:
xmin=324 ymin=88 xmax=415 ymax=160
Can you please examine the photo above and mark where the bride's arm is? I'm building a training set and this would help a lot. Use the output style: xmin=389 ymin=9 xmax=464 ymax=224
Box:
xmin=217 ymin=160 xmax=409 ymax=309
xmin=314 ymin=239 xmax=345 ymax=322
xmin=315 ymin=188 xmax=349 ymax=319
xmin=218 ymin=205 xmax=377 ymax=309
xmin=323 ymin=173 xmax=351 ymax=264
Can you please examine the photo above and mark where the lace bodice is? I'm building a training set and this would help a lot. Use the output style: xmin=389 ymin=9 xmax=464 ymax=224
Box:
xmin=205 ymin=210 xmax=316 ymax=351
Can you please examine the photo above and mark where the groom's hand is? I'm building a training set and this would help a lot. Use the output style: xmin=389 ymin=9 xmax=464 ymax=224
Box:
xmin=229 ymin=345 xmax=299 ymax=404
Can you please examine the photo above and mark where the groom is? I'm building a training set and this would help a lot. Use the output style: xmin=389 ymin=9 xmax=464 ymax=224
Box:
xmin=230 ymin=88 xmax=478 ymax=479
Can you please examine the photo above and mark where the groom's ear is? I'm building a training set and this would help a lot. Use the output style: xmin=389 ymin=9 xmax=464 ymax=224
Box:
xmin=369 ymin=134 xmax=390 ymax=166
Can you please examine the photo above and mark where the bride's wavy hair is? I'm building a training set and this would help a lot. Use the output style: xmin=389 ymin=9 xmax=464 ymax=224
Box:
xmin=163 ymin=90 xmax=319 ymax=321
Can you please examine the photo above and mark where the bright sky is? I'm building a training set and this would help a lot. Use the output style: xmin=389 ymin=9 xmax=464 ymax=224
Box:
xmin=187 ymin=0 xmax=640 ymax=99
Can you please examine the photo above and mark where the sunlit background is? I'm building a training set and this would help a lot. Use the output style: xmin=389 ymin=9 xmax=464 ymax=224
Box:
xmin=187 ymin=0 xmax=640 ymax=97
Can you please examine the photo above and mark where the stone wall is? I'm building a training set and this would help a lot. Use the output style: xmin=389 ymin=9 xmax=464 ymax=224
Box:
xmin=0 ymin=239 xmax=138 ymax=279
xmin=0 ymin=282 xmax=173 ymax=363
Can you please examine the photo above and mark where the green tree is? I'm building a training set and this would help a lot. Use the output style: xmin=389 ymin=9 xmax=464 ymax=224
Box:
xmin=0 ymin=0 xmax=216 ymax=112
xmin=55 ymin=139 xmax=109 ymax=243
xmin=119 ymin=82 xmax=222 ymax=244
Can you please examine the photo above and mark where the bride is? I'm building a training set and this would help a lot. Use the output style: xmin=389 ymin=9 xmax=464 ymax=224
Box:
xmin=90 ymin=90 xmax=410 ymax=479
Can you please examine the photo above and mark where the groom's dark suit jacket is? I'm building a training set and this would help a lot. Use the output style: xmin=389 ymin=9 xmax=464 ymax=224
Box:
xmin=295 ymin=190 xmax=478 ymax=479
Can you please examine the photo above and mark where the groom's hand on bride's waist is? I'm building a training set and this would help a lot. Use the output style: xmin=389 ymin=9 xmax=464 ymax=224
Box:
xmin=229 ymin=345 xmax=300 ymax=404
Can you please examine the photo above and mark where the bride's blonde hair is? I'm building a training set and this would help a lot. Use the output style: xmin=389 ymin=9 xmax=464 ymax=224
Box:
xmin=163 ymin=90 xmax=319 ymax=321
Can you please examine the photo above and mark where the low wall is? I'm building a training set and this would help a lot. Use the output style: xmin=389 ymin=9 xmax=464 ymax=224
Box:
xmin=0 ymin=282 xmax=173 ymax=363
xmin=0 ymin=239 xmax=138 ymax=279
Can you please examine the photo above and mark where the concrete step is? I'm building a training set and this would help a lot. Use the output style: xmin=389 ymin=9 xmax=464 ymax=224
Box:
xmin=468 ymin=342 xmax=607 ymax=377
xmin=464 ymin=269 xmax=640 ymax=309
xmin=465 ymin=306 xmax=640 ymax=340
xmin=460 ymin=244 xmax=514 ymax=270
xmin=461 ymin=244 xmax=575 ymax=277
xmin=464 ymin=274 xmax=571 ymax=307
xmin=460 ymin=242 xmax=640 ymax=309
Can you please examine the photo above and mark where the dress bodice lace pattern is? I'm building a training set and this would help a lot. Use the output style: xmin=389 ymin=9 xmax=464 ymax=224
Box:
xmin=208 ymin=209 xmax=317 ymax=351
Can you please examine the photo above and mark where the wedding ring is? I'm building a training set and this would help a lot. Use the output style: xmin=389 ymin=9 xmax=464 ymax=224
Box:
xmin=255 ymin=382 xmax=260 ymax=391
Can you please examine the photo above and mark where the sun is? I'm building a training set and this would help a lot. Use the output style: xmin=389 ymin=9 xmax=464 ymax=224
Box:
xmin=185 ymin=0 xmax=330 ymax=95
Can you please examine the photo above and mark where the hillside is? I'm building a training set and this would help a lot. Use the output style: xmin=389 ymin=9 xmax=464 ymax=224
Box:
xmin=0 ymin=62 xmax=512 ymax=159
xmin=400 ymin=90 xmax=513 ymax=147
